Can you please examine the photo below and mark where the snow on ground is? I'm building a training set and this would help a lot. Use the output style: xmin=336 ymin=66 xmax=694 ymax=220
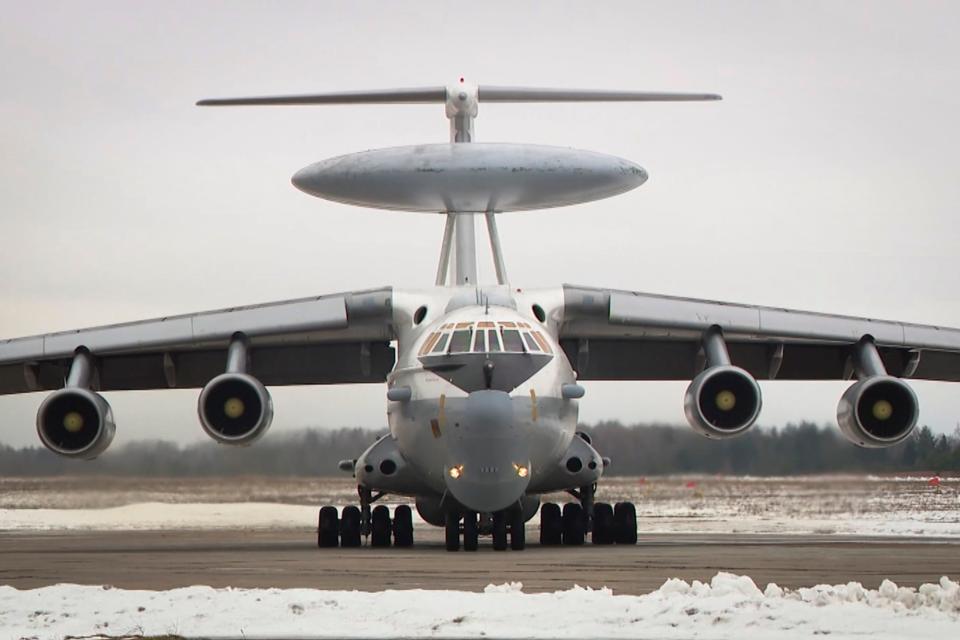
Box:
xmin=1 ymin=572 xmax=957 ymax=639
xmin=0 ymin=502 xmax=319 ymax=532
xmin=2 ymin=474 xmax=957 ymax=537
xmin=3 ymin=500 xmax=960 ymax=538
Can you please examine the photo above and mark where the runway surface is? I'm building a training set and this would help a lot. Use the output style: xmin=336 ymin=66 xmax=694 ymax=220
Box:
xmin=3 ymin=528 xmax=958 ymax=594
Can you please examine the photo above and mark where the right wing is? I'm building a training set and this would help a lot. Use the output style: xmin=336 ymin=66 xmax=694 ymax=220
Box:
xmin=0 ymin=287 xmax=395 ymax=395
xmin=559 ymin=284 xmax=960 ymax=382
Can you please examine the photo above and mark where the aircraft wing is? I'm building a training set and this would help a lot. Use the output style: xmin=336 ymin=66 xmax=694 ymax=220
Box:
xmin=0 ymin=288 xmax=395 ymax=395
xmin=560 ymin=285 xmax=960 ymax=382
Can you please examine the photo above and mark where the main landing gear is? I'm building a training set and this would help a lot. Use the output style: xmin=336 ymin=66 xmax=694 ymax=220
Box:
xmin=317 ymin=486 xmax=414 ymax=548
xmin=317 ymin=484 xmax=635 ymax=550
xmin=539 ymin=484 xmax=637 ymax=546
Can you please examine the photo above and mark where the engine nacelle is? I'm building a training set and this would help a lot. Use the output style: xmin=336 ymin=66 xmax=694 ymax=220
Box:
xmin=198 ymin=373 xmax=273 ymax=445
xmin=36 ymin=388 xmax=116 ymax=459
xmin=837 ymin=376 xmax=918 ymax=448
xmin=684 ymin=365 xmax=762 ymax=438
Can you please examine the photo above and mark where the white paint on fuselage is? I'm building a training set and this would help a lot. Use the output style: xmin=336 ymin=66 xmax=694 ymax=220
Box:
xmin=385 ymin=286 xmax=578 ymax=498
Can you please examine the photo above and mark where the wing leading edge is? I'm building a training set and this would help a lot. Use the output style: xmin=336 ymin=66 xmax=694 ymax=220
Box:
xmin=0 ymin=288 xmax=396 ymax=395
xmin=560 ymin=285 xmax=960 ymax=382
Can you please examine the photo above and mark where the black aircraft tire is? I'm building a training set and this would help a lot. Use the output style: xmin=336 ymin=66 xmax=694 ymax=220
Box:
xmin=445 ymin=510 xmax=460 ymax=552
xmin=562 ymin=503 xmax=585 ymax=546
xmin=614 ymin=502 xmax=638 ymax=545
xmin=539 ymin=502 xmax=562 ymax=546
xmin=340 ymin=505 xmax=362 ymax=548
xmin=510 ymin=509 xmax=526 ymax=551
xmin=492 ymin=511 xmax=508 ymax=551
xmin=371 ymin=505 xmax=392 ymax=547
xmin=463 ymin=511 xmax=479 ymax=551
xmin=318 ymin=506 xmax=339 ymax=548
xmin=592 ymin=503 xmax=615 ymax=545
xmin=392 ymin=505 xmax=414 ymax=547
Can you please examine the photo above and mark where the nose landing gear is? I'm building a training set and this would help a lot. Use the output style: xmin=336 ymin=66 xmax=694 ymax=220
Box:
xmin=444 ymin=506 xmax=527 ymax=551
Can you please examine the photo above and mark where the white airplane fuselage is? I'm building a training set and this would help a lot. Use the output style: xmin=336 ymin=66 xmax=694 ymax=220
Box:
xmin=354 ymin=286 xmax=601 ymax=517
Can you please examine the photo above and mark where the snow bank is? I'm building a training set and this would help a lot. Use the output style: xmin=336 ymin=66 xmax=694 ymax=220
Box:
xmin=1 ymin=572 xmax=957 ymax=639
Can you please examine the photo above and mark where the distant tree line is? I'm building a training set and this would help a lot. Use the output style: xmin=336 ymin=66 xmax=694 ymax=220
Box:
xmin=1 ymin=422 xmax=958 ymax=477
xmin=584 ymin=421 xmax=959 ymax=475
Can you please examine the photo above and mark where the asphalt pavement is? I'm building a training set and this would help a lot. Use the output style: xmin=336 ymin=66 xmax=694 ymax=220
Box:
xmin=2 ymin=528 xmax=958 ymax=594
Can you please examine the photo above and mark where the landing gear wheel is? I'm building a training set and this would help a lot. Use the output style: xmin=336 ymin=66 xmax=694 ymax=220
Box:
xmin=492 ymin=511 xmax=508 ymax=551
xmin=445 ymin=510 xmax=460 ymax=552
xmin=562 ymin=503 xmax=585 ymax=545
xmin=591 ymin=503 xmax=614 ymax=545
xmin=371 ymin=505 xmax=392 ymax=547
xmin=462 ymin=511 xmax=479 ymax=551
xmin=539 ymin=502 xmax=562 ymax=546
xmin=509 ymin=508 xmax=526 ymax=550
xmin=340 ymin=505 xmax=362 ymax=547
xmin=614 ymin=502 xmax=638 ymax=545
xmin=392 ymin=505 xmax=414 ymax=547
xmin=318 ymin=506 xmax=339 ymax=548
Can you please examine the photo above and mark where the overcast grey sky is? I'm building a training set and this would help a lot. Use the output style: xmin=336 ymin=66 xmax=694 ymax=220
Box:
xmin=2 ymin=1 xmax=959 ymax=447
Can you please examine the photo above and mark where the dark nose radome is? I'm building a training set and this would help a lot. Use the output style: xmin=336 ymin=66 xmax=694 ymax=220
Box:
xmin=443 ymin=390 xmax=530 ymax=513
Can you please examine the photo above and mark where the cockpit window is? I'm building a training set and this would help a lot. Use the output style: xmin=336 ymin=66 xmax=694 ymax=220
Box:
xmin=522 ymin=332 xmax=541 ymax=352
xmin=448 ymin=330 xmax=472 ymax=353
xmin=532 ymin=331 xmax=553 ymax=354
xmin=501 ymin=329 xmax=524 ymax=352
xmin=472 ymin=330 xmax=485 ymax=352
xmin=431 ymin=333 xmax=450 ymax=354
xmin=419 ymin=332 xmax=440 ymax=356
xmin=422 ymin=322 xmax=554 ymax=357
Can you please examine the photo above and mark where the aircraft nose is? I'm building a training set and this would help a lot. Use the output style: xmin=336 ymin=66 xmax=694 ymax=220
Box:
xmin=443 ymin=390 xmax=531 ymax=513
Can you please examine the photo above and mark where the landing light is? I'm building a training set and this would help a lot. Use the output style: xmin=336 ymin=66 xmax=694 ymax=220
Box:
xmin=448 ymin=465 xmax=463 ymax=480
xmin=514 ymin=463 xmax=529 ymax=478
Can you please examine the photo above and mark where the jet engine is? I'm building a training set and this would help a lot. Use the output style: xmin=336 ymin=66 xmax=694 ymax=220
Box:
xmin=836 ymin=338 xmax=918 ymax=448
xmin=198 ymin=334 xmax=273 ymax=445
xmin=684 ymin=365 xmax=762 ymax=438
xmin=36 ymin=349 xmax=115 ymax=459
xmin=837 ymin=336 xmax=920 ymax=448
xmin=683 ymin=328 xmax=762 ymax=438
xmin=199 ymin=373 xmax=273 ymax=445
xmin=837 ymin=376 xmax=918 ymax=448
xmin=37 ymin=387 xmax=116 ymax=459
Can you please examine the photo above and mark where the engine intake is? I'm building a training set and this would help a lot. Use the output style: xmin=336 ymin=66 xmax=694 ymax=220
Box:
xmin=684 ymin=365 xmax=762 ymax=438
xmin=836 ymin=337 xmax=919 ymax=448
xmin=837 ymin=376 xmax=918 ymax=447
xmin=37 ymin=387 xmax=116 ymax=459
xmin=198 ymin=372 xmax=273 ymax=445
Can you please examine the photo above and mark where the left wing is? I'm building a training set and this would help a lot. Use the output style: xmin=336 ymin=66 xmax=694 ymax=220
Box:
xmin=0 ymin=287 xmax=395 ymax=394
xmin=560 ymin=284 xmax=960 ymax=382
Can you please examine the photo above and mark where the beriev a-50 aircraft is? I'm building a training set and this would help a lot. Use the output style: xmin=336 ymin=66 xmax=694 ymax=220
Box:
xmin=4 ymin=81 xmax=960 ymax=551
